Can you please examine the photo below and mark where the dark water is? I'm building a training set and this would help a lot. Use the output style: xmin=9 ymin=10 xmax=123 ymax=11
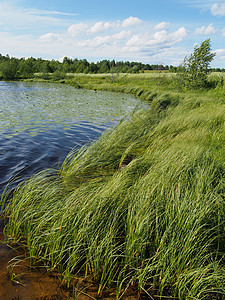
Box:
xmin=0 ymin=81 xmax=147 ymax=193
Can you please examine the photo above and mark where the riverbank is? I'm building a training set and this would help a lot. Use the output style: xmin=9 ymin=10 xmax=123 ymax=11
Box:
xmin=0 ymin=218 xmax=141 ymax=299
xmin=1 ymin=74 xmax=225 ymax=299
xmin=23 ymin=71 xmax=224 ymax=100
xmin=0 ymin=218 xmax=72 ymax=299
xmin=23 ymin=72 xmax=185 ymax=103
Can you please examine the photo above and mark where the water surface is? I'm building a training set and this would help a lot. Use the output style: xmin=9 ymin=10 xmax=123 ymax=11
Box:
xmin=0 ymin=81 xmax=147 ymax=193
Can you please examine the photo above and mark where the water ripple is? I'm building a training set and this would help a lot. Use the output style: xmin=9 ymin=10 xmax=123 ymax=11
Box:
xmin=0 ymin=81 xmax=148 ymax=194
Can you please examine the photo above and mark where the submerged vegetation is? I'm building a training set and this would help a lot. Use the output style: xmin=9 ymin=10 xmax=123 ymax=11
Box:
xmin=1 ymin=40 xmax=225 ymax=298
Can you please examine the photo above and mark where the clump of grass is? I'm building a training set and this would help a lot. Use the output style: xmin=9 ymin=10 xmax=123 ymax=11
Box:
xmin=1 ymin=91 xmax=225 ymax=299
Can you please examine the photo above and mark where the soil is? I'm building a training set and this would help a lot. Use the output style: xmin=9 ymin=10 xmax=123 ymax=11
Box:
xmin=0 ymin=219 xmax=142 ymax=300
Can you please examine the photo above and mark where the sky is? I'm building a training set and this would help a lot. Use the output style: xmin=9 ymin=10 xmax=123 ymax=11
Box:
xmin=1 ymin=0 xmax=225 ymax=67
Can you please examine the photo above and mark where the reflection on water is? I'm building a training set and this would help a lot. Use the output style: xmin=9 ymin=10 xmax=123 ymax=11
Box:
xmin=0 ymin=81 xmax=147 ymax=193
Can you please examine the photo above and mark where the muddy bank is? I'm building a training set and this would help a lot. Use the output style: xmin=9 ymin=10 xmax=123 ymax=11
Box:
xmin=0 ymin=219 xmax=72 ymax=299
xmin=0 ymin=219 xmax=141 ymax=300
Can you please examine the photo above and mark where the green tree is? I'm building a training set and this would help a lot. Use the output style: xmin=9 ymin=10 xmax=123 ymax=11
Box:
xmin=0 ymin=58 xmax=19 ymax=80
xmin=40 ymin=61 xmax=51 ymax=79
xmin=75 ymin=61 xmax=85 ymax=73
xmin=98 ymin=60 xmax=110 ymax=73
xmin=19 ymin=58 xmax=35 ymax=78
xmin=177 ymin=39 xmax=216 ymax=89
xmin=89 ymin=62 xmax=98 ymax=73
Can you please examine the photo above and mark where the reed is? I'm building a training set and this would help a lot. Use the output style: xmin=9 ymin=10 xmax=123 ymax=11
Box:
xmin=1 ymin=87 xmax=225 ymax=299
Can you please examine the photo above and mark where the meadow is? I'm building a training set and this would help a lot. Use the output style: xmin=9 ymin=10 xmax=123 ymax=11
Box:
xmin=1 ymin=71 xmax=225 ymax=299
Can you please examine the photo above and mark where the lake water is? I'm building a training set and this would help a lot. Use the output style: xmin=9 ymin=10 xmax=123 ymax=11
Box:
xmin=0 ymin=81 xmax=147 ymax=194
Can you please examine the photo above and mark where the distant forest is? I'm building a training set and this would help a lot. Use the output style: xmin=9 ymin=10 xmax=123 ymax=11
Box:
xmin=0 ymin=53 xmax=224 ymax=80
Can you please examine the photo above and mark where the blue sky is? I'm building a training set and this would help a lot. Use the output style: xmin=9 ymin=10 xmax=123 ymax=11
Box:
xmin=1 ymin=0 xmax=225 ymax=67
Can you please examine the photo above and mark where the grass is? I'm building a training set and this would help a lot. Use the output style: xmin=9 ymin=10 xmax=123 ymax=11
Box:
xmin=1 ymin=74 xmax=225 ymax=299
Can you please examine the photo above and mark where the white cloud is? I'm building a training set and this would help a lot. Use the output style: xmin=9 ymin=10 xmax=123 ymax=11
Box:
xmin=211 ymin=2 xmax=225 ymax=16
xmin=169 ymin=27 xmax=188 ymax=41
xmin=66 ymin=18 xmax=135 ymax=39
xmin=0 ymin=24 xmax=189 ymax=66
xmin=36 ymin=11 xmax=77 ymax=16
xmin=68 ymin=23 xmax=89 ymax=36
xmin=39 ymin=33 xmax=62 ymax=43
xmin=77 ymin=31 xmax=131 ymax=48
xmin=221 ymin=27 xmax=225 ymax=36
xmin=78 ymin=35 xmax=111 ymax=48
xmin=214 ymin=48 xmax=225 ymax=61
xmin=2 ymin=2 xmax=219 ymax=67
xmin=121 ymin=17 xmax=142 ymax=28
xmin=120 ymin=26 xmax=188 ymax=65
xmin=67 ymin=21 xmax=118 ymax=36
xmin=194 ymin=23 xmax=217 ymax=35
xmin=215 ymin=48 xmax=225 ymax=55
xmin=88 ymin=21 xmax=115 ymax=34
xmin=67 ymin=25 xmax=188 ymax=64
xmin=148 ymin=46 xmax=188 ymax=65
xmin=113 ymin=31 xmax=131 ymax=40
xmin=0 ymin=31 xmax=52 ymax=57
xmin=68 ymin=17 xmax=141 ymax=37
xmin=154 ymin=22 xmax=170 ymax=30
xmin=175 ymin=0 xmax=218 ymax=9
xmin=125 ymin=27 xmax=188 ymax=50
xmin=0 ymin=2 xmax=72 ymax=31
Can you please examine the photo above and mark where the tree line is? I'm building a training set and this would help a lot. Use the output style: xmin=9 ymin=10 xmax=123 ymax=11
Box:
xmin=0 ymin=39 xmax=222 ymax=90
xmin=0 ymin=54 xmax=172 ymax=80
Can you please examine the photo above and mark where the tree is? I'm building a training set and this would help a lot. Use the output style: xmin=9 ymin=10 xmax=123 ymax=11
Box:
xmin=98 ymin=60 xmax=110 ymax=73
xmin=0 ymin=58 xmax=19 ymax=80
xmin=40 ymin=61 xmax=51 ymax=79
xmin=177 ymin=39 xmax=216 ymax=89
xmin=19 ymin=57 xmax=35 ymax=78
xmin=89 ymin=62 xmax=98 ymax=73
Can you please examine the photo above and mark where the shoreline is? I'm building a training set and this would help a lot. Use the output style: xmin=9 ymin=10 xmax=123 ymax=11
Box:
xmin=1 ymin=74 xmax=225 ymax=299
xmin=0 ymin=217 xmax=141 ymax=299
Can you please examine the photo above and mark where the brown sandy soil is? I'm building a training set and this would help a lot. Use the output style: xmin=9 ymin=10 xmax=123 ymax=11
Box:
xmin=0 ymin=219 xmax=72 ymax=299
xmin=0 ymin=219 xmax=143 ymax=300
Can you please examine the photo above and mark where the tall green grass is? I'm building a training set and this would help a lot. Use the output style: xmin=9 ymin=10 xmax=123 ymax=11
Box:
xmin=1 ymin=89 xmax=225 ymax=299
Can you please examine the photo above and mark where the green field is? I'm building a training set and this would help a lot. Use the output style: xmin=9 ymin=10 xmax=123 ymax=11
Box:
xmin=1 ymin=72 xmax=225 ymax=299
